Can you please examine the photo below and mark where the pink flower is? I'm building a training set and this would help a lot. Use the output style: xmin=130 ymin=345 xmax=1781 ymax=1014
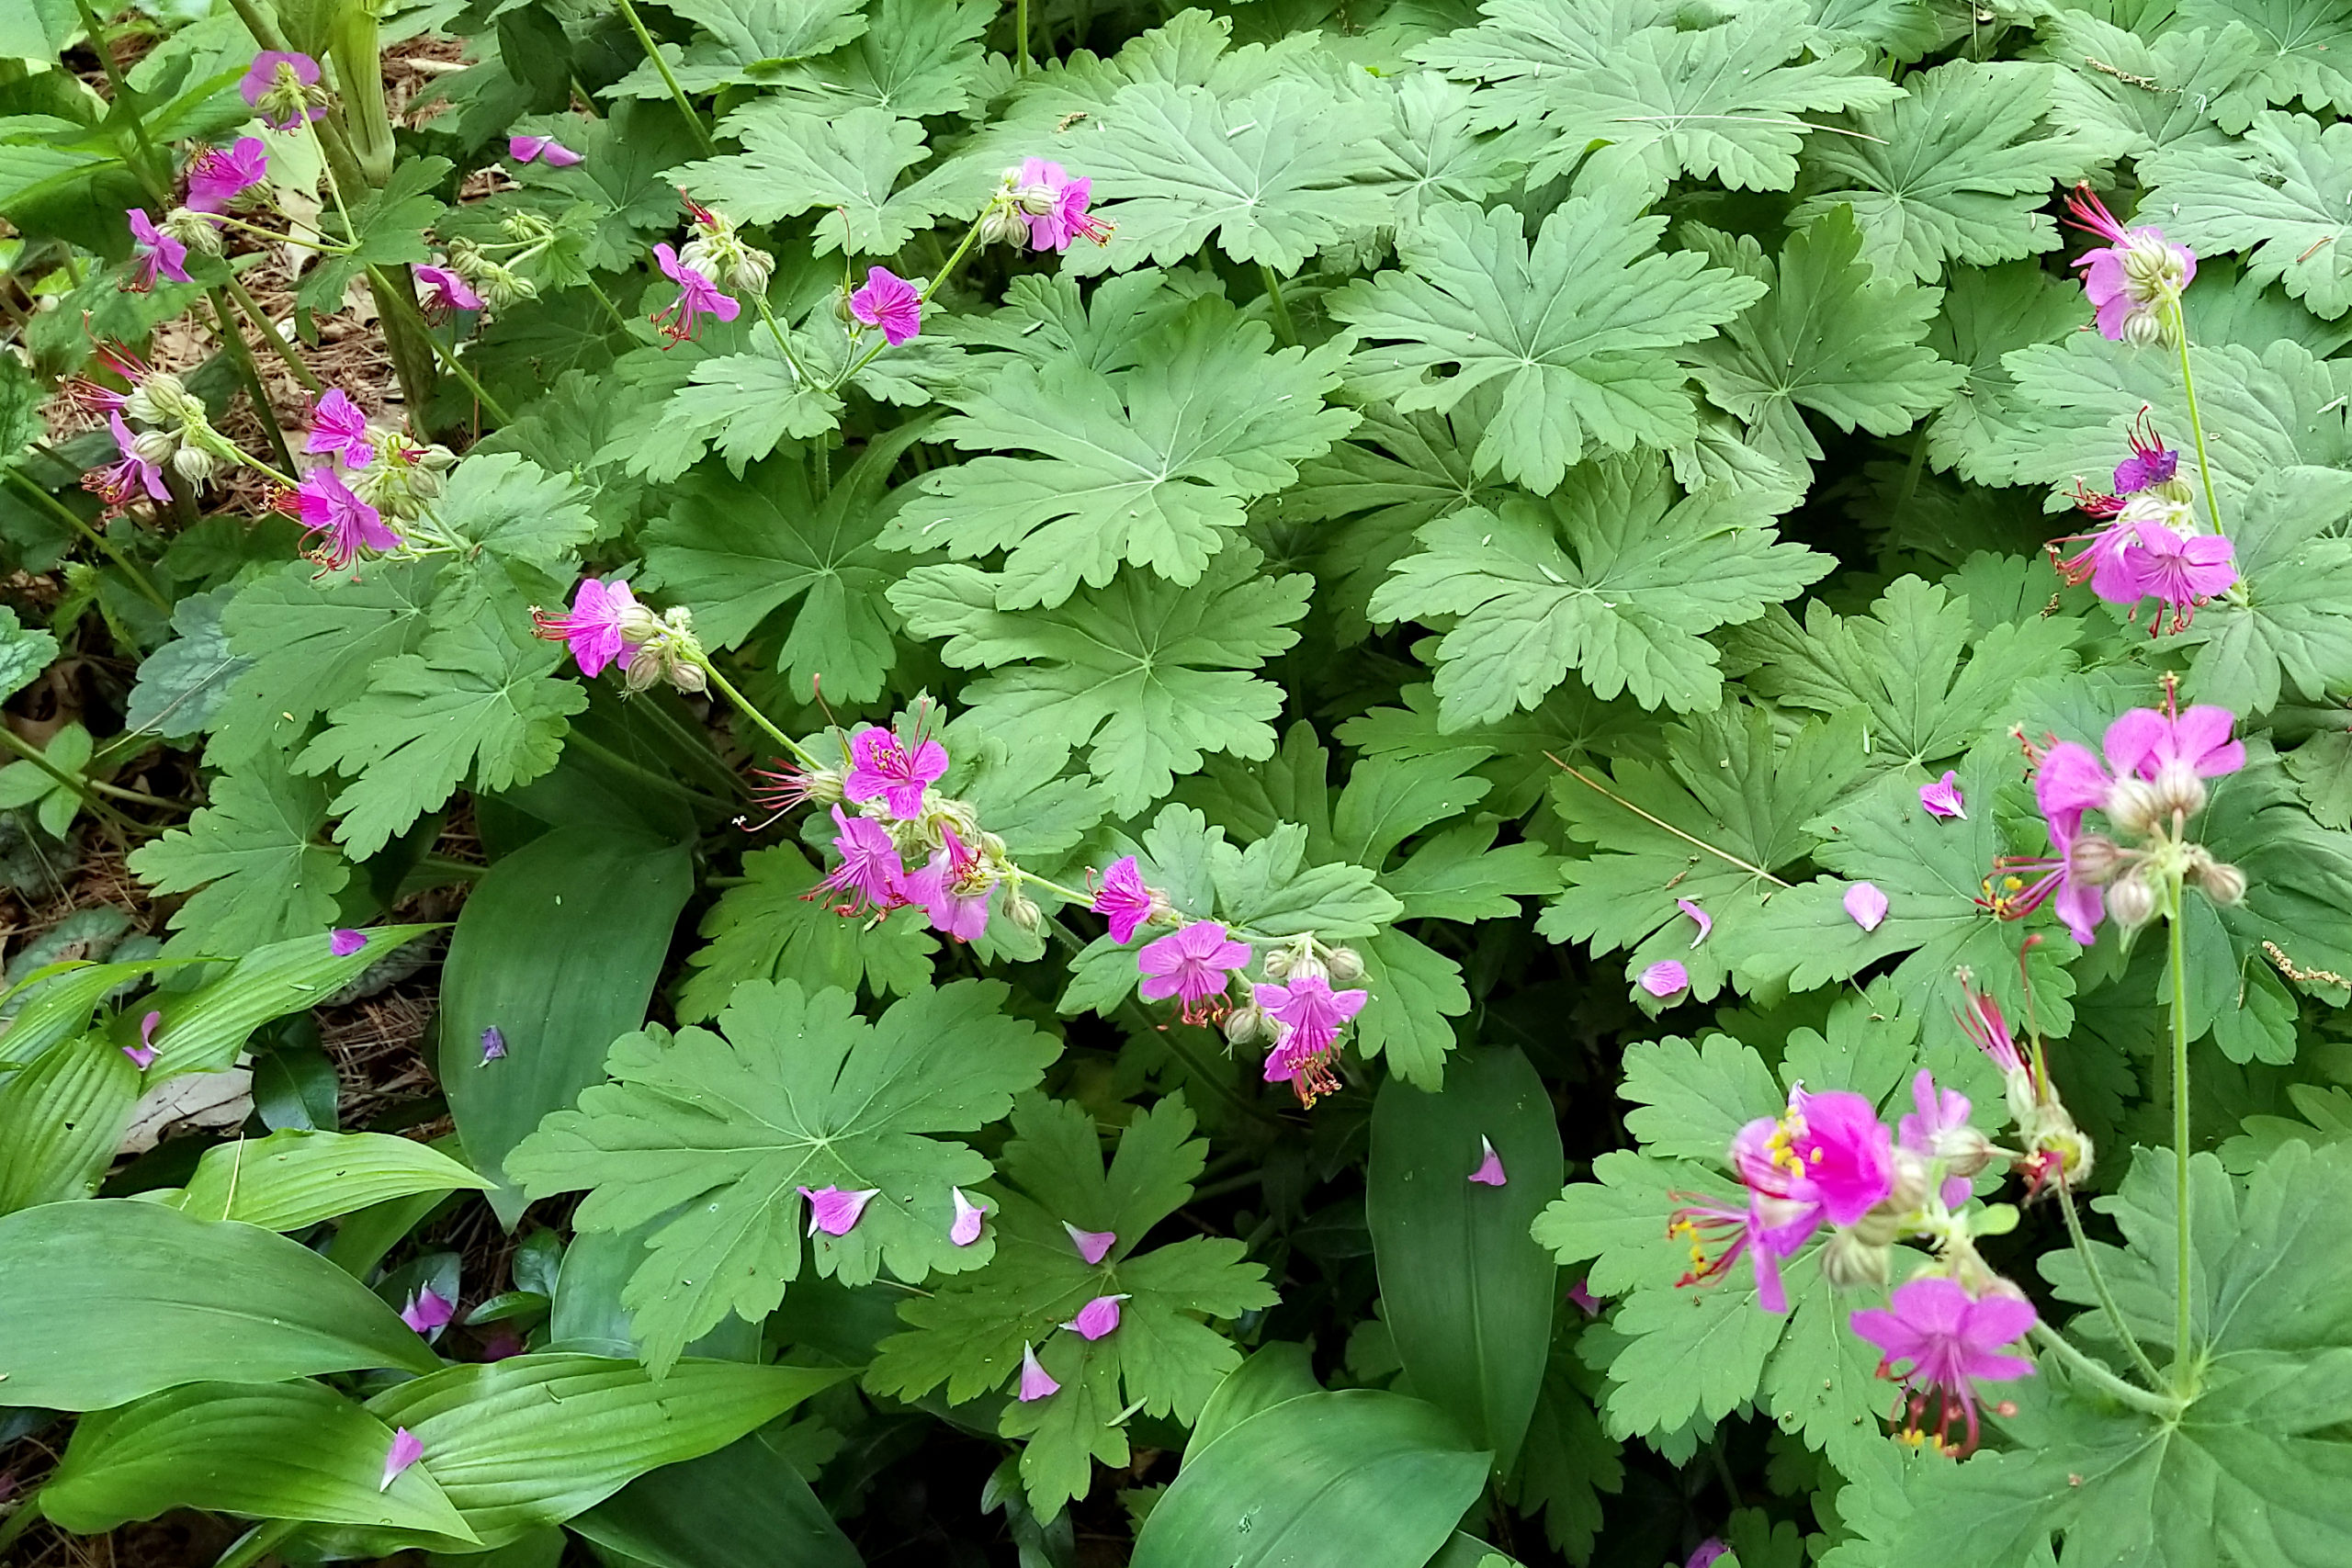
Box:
xmin=1063 ymin=1222 xmax=1116 ymax=1265
xmin=1844 ymin=881 xmax=1888 ymax=931
xmin=1014 ymin=159 xmax=1113 ymax=253
xmin=509 ymin=134 xmax=582 ymax=166
xmin=414 ymin=264 xmax=483 ymax=321
xmin=1136 ymin=920 xmax=1250 ymax=1023
xmin=125 ymin=209 xmax=188 ymax=292
xmin=848 ymin=265 xmax=922 ymax=346
xmin=295 ymin=468 xmax=401 ymax=572
xmin=798 ymin=1184 xmax=879 ymax=1236
xmin=1091 ymin=854 xmax=1157 ymax=943
xmin=1677 ymin=897 xmax=1711 ymax=946
xmin=1017 ymin=1343 xmax=1059 ymax=1402
xmin=1919 ymin=770 xmax=1965 ymax=819
xmin=901 ymin=825 xmax=993 ymax=942
xmin=401 ymin=1287 xmax=454 ymax=1339
xmin=1257 ymin=973 xmax=1369 ymax=1099
xmin=2111 ymin=412 xmax=2179 ymax=496
xmin=817 ymin=806 xmax=906 ymax=917
xmin=2121 ymin=523 xmax=2236 ymax=633
xmin=477 ymin=1328 xmax=526 ymax=1360
xmin=531 ymin=578 xmax=642 ymax=677
xmin=186 ymin=137 xmax=268 ymax=213
xmin=1848 ymin=1276 xmax=2036 ymax=1455
xmin=1566 ymin=1278 xmax=1602 ymax=1317
xmin=2064 ymin=184 xmax=2195 ymax=343
xmin=330 ymin=928 xmax=368 ymax=957
xmin=1958 ymin=981 xmax=2025 ymax=1076
xmin=1468 ymin=1134 xmax=1507 ymax=1187
xmin=2103 ymin=700 xmax=2245 ymax=785
xmin=842 ymin=725 xmax=948 ymax=819
xmin=1688 ymin=1543 xmax=1729 ymax=1568
xmin=1673 ymin=1088 xmax=1893 ymax=1314
xmin=1638 ymin=959 xmax=1688 ymax=998
xmin=62 ymin=339 xmax=153 ymax=418
xmin=1063 ymin=1293 xmax=1129 ymax=1340
xmin=2049 ymin=511 xmax=2153 ymax=606
xmin=379 ymin=1427 xmax=424 ymax=1492
xmin=651 ymin=243 xmax=738 ymax=344
xmin=123 ymin=1010 xmax=162 ymax=1070
xmin=304 ymin=388 xmax=373 ymax=468
xmin=950 ymin=1188 xmax=987 ymax=1247
xmin=479 ymin=1025 xmax=506 ymax=1065
xmin=240 ymin=51 xmax=322 ymax=130
xmin=84 ymin=412 xmax=169 ymax=515
xmin=1897 ymin=1069 xmax=1979 ymax=1209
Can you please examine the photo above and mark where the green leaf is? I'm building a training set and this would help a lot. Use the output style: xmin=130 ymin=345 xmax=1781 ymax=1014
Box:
xmin=890 ymin=544 xmax=1309 ymax=818
xmin=165 ymin=1129 xmax=492 ymax=1230
xmin=300 ymin=613 xmax=588 ymax=858
xmin=1369 ymin=457 xmax=1831 ymax=724
xmin=1381 ymin=818 xmax=1559 ymax=922
xmin=356 ymin=1355 xmax=852 ymax=1551
xmin=1790 ymin=62 xmax=2108 ymax=282
xmin=616 ymin=0 xmax=865 ymax=94
xmin=709 ymin=0 xmax=989 ymax=117
xmin=1352 ymin=925 xmax=1473 ymax=1088
xmin=146 ymin=923 xmax=446 ymax=1077
xmin=1922 ymin=260 xmax=2090 ymax=480
xmin=615 ymin=341 xmax=844 ymax=483
xmin=883 ymin=296 xmax=1356 ymax=610
xmin=2182 ymin=0 xmax=2352 ymax=130
xmin=215 ymin=558 xmax=439 ymax=762
xmin=869 ymin=1095 xmax=1276 ymax=1512
xmin=678 ymin=842 xmax=935 ymax=1022
xmin=1193 ymin=1344 xmax=1322 ymax=1454
xmin=1413 ymin=0 xmax=1681 ymax=131
xmin=2041 ymin=14 xmax=2257 ymax=160
xmin=1329 ymin=197 xmax=1769 ymax=493
xmin=1531 ymin=2 xmax=1905 ymax=198
xmin=1368 ymin=1046 xmax=1563 ymax=1475
xmin=124 ymin=584 xmax=248 ymax=741
xmin=129 ymin=748 xmax=349 ymax=954
xmin=2140 ymin=111 xmax=2352 ymax=320
xmin=679 ymin=104 xmax=952 ymax=254
xmin=0 ymin=602 xmax=60 ymax=701
xmin=646 ymin=428 xmax=927 ymax=703
xmin=1208 ymin=821 xmax=1403 ymax=939
xmin=1504 ymin=1349 xmax=1623 ymax=1562
xmin=569 ymin=1432 xmax=861 ymax=1568
xmin=1542 ymin=702 xmax=1865 ymax=1002
xmin=2287 ymin=727 xmax=2352 ymax=829
xmin=435 ymin=452 xmax=598 ymax=570
xmin=2177 ymin=466 xmax=2352 ymax=716
xmin=0 ymin=1199 xmax=438 ymax=1410
xmin=440 ymin=825 xmax=693 ymax=1227
xmin=507 ymin=978 xmax=1059 ymax=1374
xmin=1130 ymin=1390 xmax=1489 ymax=1568
xmin=1683 ymin=206 xmax=1965 ymax=473
xmin=1070 ymin=78 xmax=1398 ymax=275
xmin=1729 ymin=574 xmax=2081 ymax=770
xmin=0 ymin=719 xmax=92 ymax=840
xmin=42 ymin=1380 xmax=475 ymax=1539
xmin=296 ymin=156 xmax=454 ymax=314
xmin=0 ymin=1032 xmax=140 ymax=1213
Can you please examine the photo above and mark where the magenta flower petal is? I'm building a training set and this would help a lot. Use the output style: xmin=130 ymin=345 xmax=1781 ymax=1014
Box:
xmin=1843 ymin=881 xmax=1889 ymax=931
xmin=401 ymin=1287 xmax=455 ymax=1338
xmin=1063 ymin=1222 xmax=1116 ymax=1265
xmin=818 ymin=806 xmax=907 ymax=918
xmin=842 ymin=726 xmax=949 ymax=819
xmin=950 ymin=1187 xmax=987 ymax=1247
xmin=651 ymin=243 xmax=739 ymax=343
xmin=304 ymin=387 xmax=374 ymax=468
xmin=1919 ymin=770 xmax=1966 ymax=819
xmin=1091 ymin=854 xmax=1156 ymax=943
xmin=899 ymin=825 xmax=992 ymax=942
xmin=1566 ymin=1278 xmax=1602 ymax=1316
xmin=798 ymin=1185 xmax=879 ymax=1237
xmin=1638 ymin=960 xmax=1688 ymax=998
xmin=185 ymin=136 xmax=269 ymax=213
xmin=379 ymin=1427 xmax=424 ymax=1492
xmin=1676 ymin=897 xmax=1712 ymax=947
xmin=479 ymin=1025 xmax=507 ymax=1065
xmin=122 ymin=1043 xmax=156 ymax=1069
xmin=1257 ymin=974 xmax=1370 ymax=1089
xmin=1136 ymin=921 xmax=1251 ymax=1023
xmin=1017 ymin=1343 xmax=1059 ymax=1402
xmin=1848 ymin=1277 xmax=2037 ymax=1454
xmin=330 ymin=928 xmax=367 ymax=957
xmin=1062 ymin=1293 xmax=1129 ymax=1340
xmin=1468 ymin=1134 xmax=1507 ymax=1187
xmin=295 ymin=468 xmax=401 ymax=571
xmin=847 ymin=265 xmax=922 ymax=346
xmin=530 ymin=576 xmax=639 ymax=678
xmin=1687 ymin=1541 xmax=1728 ymax=1568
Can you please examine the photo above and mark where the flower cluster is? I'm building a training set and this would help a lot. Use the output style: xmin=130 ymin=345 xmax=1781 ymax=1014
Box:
xmin=1984 ymin=691 xmax=2246 ymax=944
xmin=531 ymin=576 xmax=707 ymax=695
xmin=280 ymin=389 xmax=458 ymax=573
xmin=978 ymin=159 xmax=1114 ymax=253
xmin=647 ymin=194 xmax=764 ymax=347
xmin=2051 ymin=415 xmax=2236 ymax=634
xmin=2064 ymin=186 xmax=2195 ymax=348
xmin=73 ymin=346 xmax=250 ymax=515
xmin=1668 ymin=1038 xmax=2055 ymax=1455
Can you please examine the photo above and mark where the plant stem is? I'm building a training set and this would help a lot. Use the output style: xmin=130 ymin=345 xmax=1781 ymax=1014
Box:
xmin=300 ymin=117 xmax=360 ymax=247
xmin=2165 ymin=899 xmax=2196 ymax=1389
xmin=565 ymin=731 xmax=735 ymax=814
xmin=4 ymin=470 xmax=169 ymax=610
xmin=692 ymin=658 xmax=825 ymax=770
xmin=0 ymin=1491 xmax=43 ymax=1554
xmin=221 ymin=272 xmax=324 ymax=392
xmin=71 ymin=0 xmax=172 ymax=202
xmin=2029 ymin=1324 xmax=2187 ymax=1420
xmin=369 ymin=268 xmax=514 ymax=423
xmin=582 ymin=275 xmax=633 ymax=333
xmin=752 ymin=295 xmax=811 ymax=385
xmin=613 ymin=0 xmax=716 ymax=155
xmin=1259 ymin=264 xmax=1297 ymax=345
xmin=1013 ymin=867 xmax=1093 ymax=908
xmin=1015 ymin=0 xmax=1030 ymax=73
xmin=2054 ymin=1177 xmax=2167 ymax=1390
xmin=2171 ymin=302 xmax=2223 ymax=534
xmin=203 ymin=288 xmax=299 ymax=475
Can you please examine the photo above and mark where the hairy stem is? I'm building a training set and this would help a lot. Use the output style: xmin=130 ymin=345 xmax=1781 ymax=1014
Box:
xmin=1016 ymin=0 xmax=1030 ymax=73
xmin=4 ymin=469 xmax=168 ymax=611
xmin=203 ymin=288 xmax=298 ymax=476
xmin=581 ymin=275 xmax=633 ymax=333
xmin=2054 ymin=1177 xmax=2167 ymax=1390
xmin=691 ymin=657 xmax=825 ymax=770
xmin=2030 ymin=1324 xmax=2187 ymax=1420
xmin=71 ymin=0 xmax=171 ymax=203
xmin=2167 ymin=897 xmax=2196 ymax=1389
xmin=2172 ymin=301 xmax=2224 ymax=535
xmin=369 ymin=268 xmax=513 ymax=423
xmin=613 ymin=0 xmax=716 ymax=155
xmin=221 ymin=273 xmax=324 ymax=393
xmin=1259 ymin=264 xmax=1297 ymax=345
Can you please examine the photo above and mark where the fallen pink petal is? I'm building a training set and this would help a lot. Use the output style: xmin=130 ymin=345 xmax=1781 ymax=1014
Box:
xmin=1063 ymin=1293 xmax=1130 ymax=1340
xmin=330 ymin=929 xmax=368 ymax=957
xmin=1468 ymin=1134 xmax=1507 ymax=1187
xmin=799 ymin=1185 xmax=880 ymax=1237
xmin=1017 ymin=1343 xmax=1059 ymax=1402
xmin=379 ymin=1427 xmax=424 ymax=1492
xmin=1063 ymin=1222 xmax=1116 ymax=1264
xmin=1676 ymin=897 xmax=1712 ymax=947
xmin=401 ymin=1287 xmax=455 ymax=1338
xmin=1919 ymin=771 xmax=1966 ymax=819
xmin=1639 ymin=960 xmax=1688 ymax=998
xmin=949 ymin=1187 xmax=987 ymax=1247
xmin=1844 ymin=881 xmax=1889 ymax=931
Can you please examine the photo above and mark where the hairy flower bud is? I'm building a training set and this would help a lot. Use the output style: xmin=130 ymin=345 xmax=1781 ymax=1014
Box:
xmin=727 ymin=248 xmax=774 ymax=296
xmin=2107 ymin=867 xmax=2159 ymax=929
xmin=2150 ymin=758 xmax=2207 ymax=821
xmin=498 ymin=211 xmax=557 ymax=243
xmin=170 ymin=444 xmax=216 ymax=484
xmin=1223 ymin=1003 xmax=1266 ymax=1045
xmin=164 ymin=208 xmax=224 ymax=255
xmin=2120 ymin=307 xmax=2170 ymax=348
xmin=2192 ymin=855 xmax=2246 ymax=905
xmin=1012 ymin=181 xmax=1059 ymax=216
xmin=130 ymin=426 xmax=178 ymax=465
xmin=977 ymin=205 xmax=1030 ymax=247
xmin=2105 ymin=775 xmax=2165 ymax=838
xmin=1324 ymin=945 xmax=1364 ymax=985
xmin=1261 ymin=947 xmax=1293 ymax=981
xmin=616 ymin=601 xmax=662 ymax=643
xmin=127 ymin=372 xmax=196 ymax=425
xmin=2068 ymin=832 xmax=2125 ymax=885
xmin=1820 ymin=1229 xmax=1893 ymax=1289
xmin=1001 ymin=886 xmax=1042 ymax=934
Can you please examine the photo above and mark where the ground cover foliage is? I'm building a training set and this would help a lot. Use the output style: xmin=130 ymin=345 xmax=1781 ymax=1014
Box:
xmin=4 ymin=0 xmax=2352 ymax=1563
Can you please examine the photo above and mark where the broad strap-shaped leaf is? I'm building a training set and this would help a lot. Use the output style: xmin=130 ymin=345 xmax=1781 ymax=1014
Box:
xmin=0 ymin=1032 xmax=141 ymax=1213
xmin=868 ymin=1096 xmax=1277 ymax=1515
xmin=676 ymin=104 xmax=953 ymax=255
xmin=1370 ymin=457 xmax=1831 ymax=724
xmin=1541 ymin=703 xmax=1866 ymax=1002
xmin=507 ymin=978 xmax=1059 ymax=1373
xmin=1791 ymin=61 xmax=2110 ymax=281
xmin=1682 ymin=206 xmax=1964 ymax=472
xmin=1329 ymin=197 xmax=1769 ymax=493
xmin=129 ymin=747 xmax=348 ymax=954
xmin=2142 ymin=109 xmax=2352 ymax=321
xmin=165 ymin=1129 xmax=491 ymax=1230
xmin=881 ymin=295 xmax=1356 ymax=609
xmin=888 ymin=544 xmax=1310 ymax=817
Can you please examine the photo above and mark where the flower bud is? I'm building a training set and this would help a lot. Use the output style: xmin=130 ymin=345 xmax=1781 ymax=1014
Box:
xmin=616 ymin=601 xmax=662 ymax=642
xmin=1223 ymin=1004 xmax=1266 ymax=1045
xmin=978 ymin=206 xmax=1030 ymax=247
xmin=2108 ymin=867 xmax=2159 ymax=929
xmin=1261 ymin=947 xmax=1293 ymax=981
xmin=2069 ymin=832 xmax=2125 ymax=885
xmin=131 ymin=427 xmax=178 ymax=465
xmin=1002 ymin=886 xmax=1042 ymax=934
xmin=1324 ymin=945 xmax=1364 ymax=985
xmin=668 ymin=659 xmax=707 ymax=695
xmin=164 ymin=209 xmax=224 ymax=255
xmin=499 ymin=211 xmax=557 ymax=243
xmin=2193 ymin=856 xmax=2246 ymax=906
xmin=1285 ymin=949 xmax=1328 ymax=986
xmin=129 ymin=372 xmax=196 ymax=424
xmin=2121 ymin=307 xmax=2171 ymax=348
xmin=2105 ymin=775 xmax=2164 ymax=838
xmin=2150 ymin=758 xmax=2207 ymax=820
xmin=1820 ymin=1229 xmax=1893 ymax=1290
xmin=1013 ymin=182 xmax=1059 ymax=215
xmin=170 ymin=444 xmax=217 ymax=484
xmin=728 ymin=248 xmax=774 ymax=296
xmin=414 ymin=443 xmax=458 ymax=472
